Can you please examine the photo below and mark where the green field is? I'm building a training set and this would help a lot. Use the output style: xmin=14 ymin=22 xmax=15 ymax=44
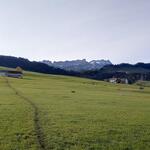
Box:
xmin=0 ymin=72 xmax=150 ymax=150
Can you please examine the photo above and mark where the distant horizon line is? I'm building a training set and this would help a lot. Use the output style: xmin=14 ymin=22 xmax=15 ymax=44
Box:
xmin=0 ymin=54 xmax=149 ymax=65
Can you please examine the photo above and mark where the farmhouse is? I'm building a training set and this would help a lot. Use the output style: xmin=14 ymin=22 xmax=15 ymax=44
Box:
xmin=0 ymin=69 xmax=23 ymax=78
xmin=120 ymin=78 xmax=128 ymax=84
xmin=109 ymin=78 xmax=117 ymax=83
xmin=6 ymin=70 xmax=23 ymax=78
xmin=108 ymin=78 xmax=128 ymax=84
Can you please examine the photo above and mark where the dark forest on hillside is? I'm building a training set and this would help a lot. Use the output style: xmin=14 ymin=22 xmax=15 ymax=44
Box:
xmin=0 ymin=55 xmax=150 ymax=83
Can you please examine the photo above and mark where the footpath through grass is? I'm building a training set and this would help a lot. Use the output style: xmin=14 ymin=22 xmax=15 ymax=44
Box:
xmin=0 ymin=72 xmax=150 ymax=150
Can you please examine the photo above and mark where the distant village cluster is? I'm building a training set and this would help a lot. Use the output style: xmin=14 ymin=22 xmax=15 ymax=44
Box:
xmin=106 ymin=78 xmax=129 ymax=84
xmin=0 ymin=67 xmax=23 ymax=78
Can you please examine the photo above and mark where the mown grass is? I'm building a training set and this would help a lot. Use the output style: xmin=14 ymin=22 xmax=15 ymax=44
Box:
xmin=0 ymin=72 xmax=150 ymax=150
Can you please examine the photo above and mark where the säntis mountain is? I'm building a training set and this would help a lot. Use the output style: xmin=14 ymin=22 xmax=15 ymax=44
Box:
xmin=42 ymin=59 xmax=112 ymax=72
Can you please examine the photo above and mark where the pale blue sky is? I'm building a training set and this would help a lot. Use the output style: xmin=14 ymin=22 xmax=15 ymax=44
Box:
xmin=0 ymin=0 xmax=150 ymax=63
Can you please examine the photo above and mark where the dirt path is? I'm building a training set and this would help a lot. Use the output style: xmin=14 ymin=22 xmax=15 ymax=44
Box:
xmin=4 ymin=78 xmax=46 ymax=150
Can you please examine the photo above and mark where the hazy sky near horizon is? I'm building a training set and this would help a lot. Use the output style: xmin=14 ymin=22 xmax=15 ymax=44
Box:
xmin=0 ymin=0 xmax=150 ymax=64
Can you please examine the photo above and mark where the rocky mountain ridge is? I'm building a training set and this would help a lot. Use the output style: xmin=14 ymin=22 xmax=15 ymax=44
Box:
xmin=42 ymin=59 xmax=112 ymax=72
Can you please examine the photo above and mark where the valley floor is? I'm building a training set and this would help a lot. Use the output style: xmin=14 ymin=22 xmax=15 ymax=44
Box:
xmin=0 ymin=73 xmax=150 ymax=150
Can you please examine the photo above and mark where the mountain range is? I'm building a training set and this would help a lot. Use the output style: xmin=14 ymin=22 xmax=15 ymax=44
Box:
xmin=0 ymin=55 xmax=150 ymax=83
xmin=42 ymin=59 xmax=112 ymax=72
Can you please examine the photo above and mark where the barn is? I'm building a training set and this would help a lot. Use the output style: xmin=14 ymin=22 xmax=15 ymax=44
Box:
xmin=0 ymin=70 xmax=23 ymax=78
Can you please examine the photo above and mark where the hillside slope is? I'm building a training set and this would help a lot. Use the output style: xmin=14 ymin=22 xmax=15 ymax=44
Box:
xmin=0 ymin=71 xmax=150 ymax=149
xmin=81 ymin=63 xmax=150 ymax=83
xmin=0 ymin=55 xmax=75 ymax=76
xmin=0 ymin=55 xmax=150 ymax=84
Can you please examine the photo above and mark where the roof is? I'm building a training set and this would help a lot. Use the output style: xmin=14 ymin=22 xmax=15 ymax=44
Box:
xmin=0 ymin=70 xmax=23 ymax=74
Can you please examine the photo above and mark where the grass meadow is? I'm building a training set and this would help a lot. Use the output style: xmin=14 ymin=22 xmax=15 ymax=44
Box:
xmin=0 ymin=72 xmax=150 ymax=150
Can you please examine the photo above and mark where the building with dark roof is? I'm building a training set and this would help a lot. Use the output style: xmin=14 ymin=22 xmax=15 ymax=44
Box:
xmin=0 ymin=70 xmax=23 ymax=78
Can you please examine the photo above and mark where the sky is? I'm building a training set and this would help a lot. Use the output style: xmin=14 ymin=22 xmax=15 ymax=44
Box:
xmin=0 ymin=0 xmax=150 ymax=64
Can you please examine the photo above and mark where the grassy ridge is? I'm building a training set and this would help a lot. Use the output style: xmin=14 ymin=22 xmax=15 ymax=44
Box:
xmin=0 ymin=72 xmax=150 ymax=150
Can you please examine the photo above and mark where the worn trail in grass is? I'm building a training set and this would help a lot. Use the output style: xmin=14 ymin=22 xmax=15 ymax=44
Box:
xmin=0 ymin=72 xmax=150 ymax=150
xmin=0 ymin=78 xmax=38 ymax=149
xmin=4 ymin=77 xmax=46 ymax=150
